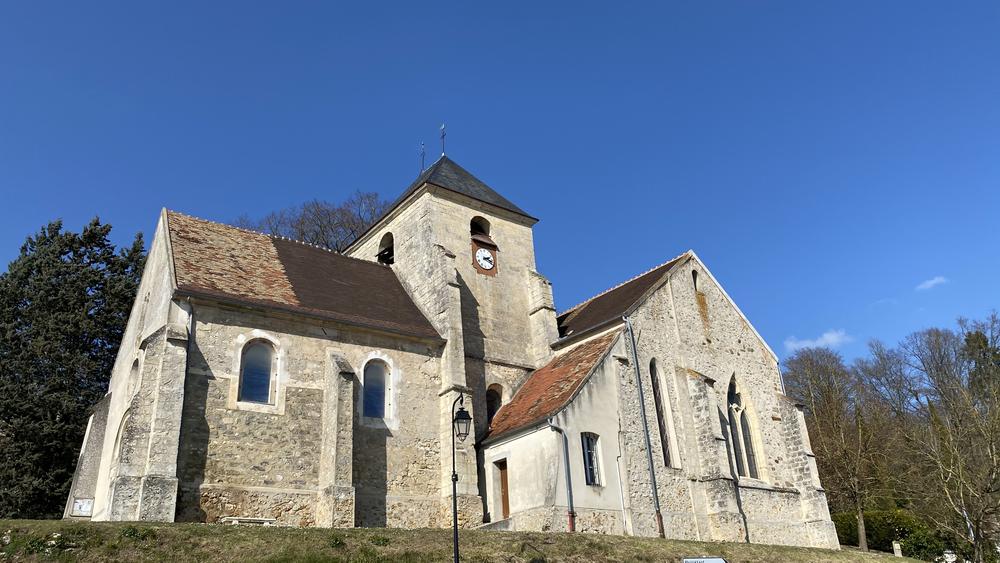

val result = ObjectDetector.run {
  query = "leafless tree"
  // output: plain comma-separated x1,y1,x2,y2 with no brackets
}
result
235,191,389,252
864,314,1000,563
784,347,893,551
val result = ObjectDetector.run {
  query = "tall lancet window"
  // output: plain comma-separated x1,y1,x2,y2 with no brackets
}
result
649,359,673,467
727,377,759,479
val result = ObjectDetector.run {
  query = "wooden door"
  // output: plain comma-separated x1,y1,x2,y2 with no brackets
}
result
496,460,510,520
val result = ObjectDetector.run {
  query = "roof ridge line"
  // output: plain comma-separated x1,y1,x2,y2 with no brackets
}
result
165,209,392,268
557,250,691,317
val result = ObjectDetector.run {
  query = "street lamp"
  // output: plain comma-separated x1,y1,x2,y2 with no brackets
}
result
451,393,472,563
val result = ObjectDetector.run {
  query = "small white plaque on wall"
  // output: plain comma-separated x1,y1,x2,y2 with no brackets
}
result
71,497,94,517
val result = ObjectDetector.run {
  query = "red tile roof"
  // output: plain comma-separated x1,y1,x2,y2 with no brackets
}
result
487,331,620,440
557,254,688,339
165,211,440,340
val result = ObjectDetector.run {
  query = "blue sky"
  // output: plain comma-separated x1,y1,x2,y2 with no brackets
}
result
1,2,998,362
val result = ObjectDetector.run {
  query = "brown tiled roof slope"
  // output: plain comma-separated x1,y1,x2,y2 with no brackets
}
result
166,211,440,340
487,331,619,440
557,254,688,339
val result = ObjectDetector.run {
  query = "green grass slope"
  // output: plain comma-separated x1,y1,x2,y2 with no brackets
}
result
0,520,919,563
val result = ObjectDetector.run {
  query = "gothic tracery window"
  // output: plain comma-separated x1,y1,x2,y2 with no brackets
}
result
727,378,759,479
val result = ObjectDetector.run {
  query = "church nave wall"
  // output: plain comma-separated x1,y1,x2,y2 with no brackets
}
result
175,304,446,528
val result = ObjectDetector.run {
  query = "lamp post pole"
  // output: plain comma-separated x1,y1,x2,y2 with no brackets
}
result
450,393,471,563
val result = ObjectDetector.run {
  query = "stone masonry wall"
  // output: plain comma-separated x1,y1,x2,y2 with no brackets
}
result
615,255,838,548
176,303,453,528
84,213,178,521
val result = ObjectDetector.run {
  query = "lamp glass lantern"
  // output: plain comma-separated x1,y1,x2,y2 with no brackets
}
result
453,405,472,442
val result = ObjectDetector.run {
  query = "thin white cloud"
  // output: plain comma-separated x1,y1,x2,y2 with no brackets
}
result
784,329,853,353
916,276,949,291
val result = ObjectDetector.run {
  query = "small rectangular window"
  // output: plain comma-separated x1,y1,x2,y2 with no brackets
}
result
581,433,601,486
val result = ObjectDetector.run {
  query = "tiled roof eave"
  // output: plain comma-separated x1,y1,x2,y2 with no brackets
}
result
480,417,551,446
174,285,445,344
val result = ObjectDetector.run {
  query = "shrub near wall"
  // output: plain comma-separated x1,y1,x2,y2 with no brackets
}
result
832,510,961,562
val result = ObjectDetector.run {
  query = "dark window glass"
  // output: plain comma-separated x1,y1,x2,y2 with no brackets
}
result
728,408,746,476
741,411,759,479
581,433,601,486
363,361,387,418
649,359,672,467
239,343,273,403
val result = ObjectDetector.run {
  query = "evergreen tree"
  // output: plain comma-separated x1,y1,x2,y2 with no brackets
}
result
0,219,144,519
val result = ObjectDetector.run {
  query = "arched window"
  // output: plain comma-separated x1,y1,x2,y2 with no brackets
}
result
363,360,389,419
692,270,699,292
727,378,758,479
581,432,601,486
649,359,673,467
486,384,503,427
239,341,274,404
470,216,491,236
376,232,394,265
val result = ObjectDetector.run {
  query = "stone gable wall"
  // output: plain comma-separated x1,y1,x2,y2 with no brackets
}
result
616,257,837,548
487,255,837,549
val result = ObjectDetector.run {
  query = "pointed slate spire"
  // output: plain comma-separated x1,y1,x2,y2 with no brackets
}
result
348,156,537,250
414,156,533,219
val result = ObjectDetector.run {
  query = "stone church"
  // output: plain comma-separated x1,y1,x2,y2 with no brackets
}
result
64,155,839,548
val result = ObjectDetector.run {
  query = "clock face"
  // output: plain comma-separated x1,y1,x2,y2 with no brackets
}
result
475,248,495,270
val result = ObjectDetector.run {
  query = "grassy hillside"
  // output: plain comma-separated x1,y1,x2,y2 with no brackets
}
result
0,520,918,562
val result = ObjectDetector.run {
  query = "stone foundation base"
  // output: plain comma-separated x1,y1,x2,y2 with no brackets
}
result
197,486,317,527
438,494,484,529
108,476,142,521
137,475,178,521
316,485,355,528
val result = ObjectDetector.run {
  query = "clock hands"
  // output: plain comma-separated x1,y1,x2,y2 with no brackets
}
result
476,249,494,269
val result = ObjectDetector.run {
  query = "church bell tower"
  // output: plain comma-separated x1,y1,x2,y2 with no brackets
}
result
345,155,558,523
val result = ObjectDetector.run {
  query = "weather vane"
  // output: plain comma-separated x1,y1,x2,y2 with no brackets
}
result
440,123,446,156
420,141,426,173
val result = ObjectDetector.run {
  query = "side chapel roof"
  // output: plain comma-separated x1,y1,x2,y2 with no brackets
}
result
556,253,689,339
488,253,696,440
486,330,619,441
165,211,440,341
